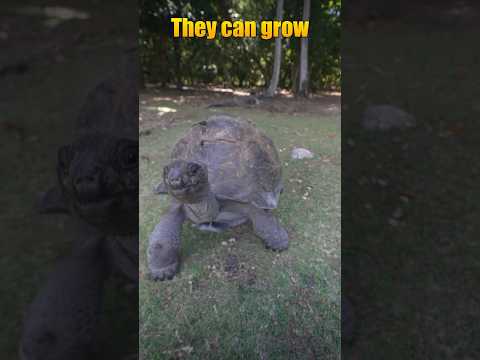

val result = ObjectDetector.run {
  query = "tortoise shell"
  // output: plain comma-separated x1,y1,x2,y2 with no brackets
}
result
170,115,283,209
75,47,138,140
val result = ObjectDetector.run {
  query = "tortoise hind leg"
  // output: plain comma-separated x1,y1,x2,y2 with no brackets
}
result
249,206,289,251
147,204,185,280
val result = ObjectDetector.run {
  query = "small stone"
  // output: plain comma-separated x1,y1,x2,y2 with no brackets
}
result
291,147,314,160
228,238,236,243
44,6,91,20
399,195,410,203
392,208,403,219
362,105,416,131
221,241,227,246
377,179,388,187
180,345,193,354
388,218,400,227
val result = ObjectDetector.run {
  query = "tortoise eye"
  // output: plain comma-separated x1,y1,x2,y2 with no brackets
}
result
122,148,137,167
188,163,200,175
117,140,138,169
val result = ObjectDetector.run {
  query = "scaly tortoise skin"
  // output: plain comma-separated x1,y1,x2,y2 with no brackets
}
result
148,115,289,281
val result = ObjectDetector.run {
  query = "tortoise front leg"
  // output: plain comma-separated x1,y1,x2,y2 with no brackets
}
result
152,181,168,194
249,206,289,251
147,204,185,281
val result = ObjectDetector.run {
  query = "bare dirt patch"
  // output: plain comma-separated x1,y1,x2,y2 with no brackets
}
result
140,86,340,133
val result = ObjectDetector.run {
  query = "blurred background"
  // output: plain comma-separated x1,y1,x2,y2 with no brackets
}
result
1,1,138,358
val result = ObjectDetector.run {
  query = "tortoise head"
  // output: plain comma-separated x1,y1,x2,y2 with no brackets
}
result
56,133,138,234
163,160,209,203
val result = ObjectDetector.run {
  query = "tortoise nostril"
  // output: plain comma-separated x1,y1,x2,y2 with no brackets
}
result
168,174,187,190
167,167,184,186
74,166,102,187
168,176,181,184
73,173,102,201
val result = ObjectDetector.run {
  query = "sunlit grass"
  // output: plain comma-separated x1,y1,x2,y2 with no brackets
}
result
139,96,341,359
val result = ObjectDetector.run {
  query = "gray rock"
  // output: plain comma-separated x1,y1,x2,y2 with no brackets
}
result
291,147,314,159
362,105,416,131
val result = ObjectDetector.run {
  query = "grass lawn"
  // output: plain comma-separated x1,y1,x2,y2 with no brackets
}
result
139,93,341,359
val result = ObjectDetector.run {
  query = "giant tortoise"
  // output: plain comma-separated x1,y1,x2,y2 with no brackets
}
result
148,115,289,281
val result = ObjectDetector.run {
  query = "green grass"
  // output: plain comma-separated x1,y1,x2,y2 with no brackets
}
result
139,100,341,359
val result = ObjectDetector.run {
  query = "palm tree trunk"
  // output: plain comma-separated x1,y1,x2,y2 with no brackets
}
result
265,0,284,97
298,0,311,97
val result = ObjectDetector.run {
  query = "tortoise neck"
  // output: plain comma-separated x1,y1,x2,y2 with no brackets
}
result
184,190,219,224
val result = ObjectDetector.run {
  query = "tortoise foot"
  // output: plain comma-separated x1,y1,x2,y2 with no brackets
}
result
148,262,179,281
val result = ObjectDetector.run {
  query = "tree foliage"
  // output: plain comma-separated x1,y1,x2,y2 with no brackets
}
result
140,0,340,91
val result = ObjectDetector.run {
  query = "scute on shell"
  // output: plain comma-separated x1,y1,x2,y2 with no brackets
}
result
170,115,283,209
75,48,138,140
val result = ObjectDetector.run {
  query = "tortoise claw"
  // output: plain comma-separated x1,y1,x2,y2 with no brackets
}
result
264,240,288,252
148,262,178,282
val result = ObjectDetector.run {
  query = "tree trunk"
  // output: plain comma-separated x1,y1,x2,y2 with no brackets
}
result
297,0,311,97
291,40,301,92
172,38,182,90
265,0,284,97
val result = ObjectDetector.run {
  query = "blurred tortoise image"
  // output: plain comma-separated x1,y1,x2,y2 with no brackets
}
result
20,49,138,360
148,115,289,281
